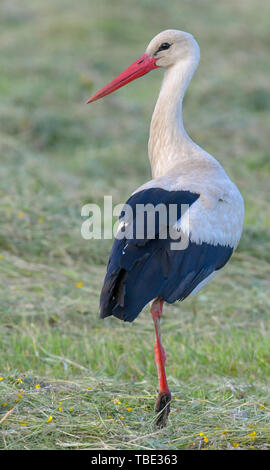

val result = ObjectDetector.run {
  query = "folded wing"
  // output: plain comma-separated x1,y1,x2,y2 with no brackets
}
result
100,188,233,322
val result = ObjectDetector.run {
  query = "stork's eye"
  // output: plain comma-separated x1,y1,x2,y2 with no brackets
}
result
160,42,171,50
155,42,171,54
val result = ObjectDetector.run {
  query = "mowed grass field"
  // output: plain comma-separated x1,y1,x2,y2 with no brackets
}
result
0,0,270,450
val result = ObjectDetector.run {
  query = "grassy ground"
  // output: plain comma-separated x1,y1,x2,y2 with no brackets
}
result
0,0,270,450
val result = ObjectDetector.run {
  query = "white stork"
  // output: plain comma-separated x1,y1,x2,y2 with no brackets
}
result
87,30,244,426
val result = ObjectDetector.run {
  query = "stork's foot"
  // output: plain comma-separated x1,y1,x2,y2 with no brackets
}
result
155,391,171,428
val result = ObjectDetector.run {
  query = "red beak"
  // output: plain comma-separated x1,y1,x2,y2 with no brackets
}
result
87,53,158,104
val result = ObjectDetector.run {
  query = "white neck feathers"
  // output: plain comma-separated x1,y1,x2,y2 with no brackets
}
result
148,51,200,178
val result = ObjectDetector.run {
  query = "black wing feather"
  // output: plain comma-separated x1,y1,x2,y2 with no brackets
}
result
100,188,233,322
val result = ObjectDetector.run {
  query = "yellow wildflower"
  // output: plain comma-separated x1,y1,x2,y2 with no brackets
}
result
114,398,121,405
199,432,204,436
127,407,132,412
203,436,209,443
35,384,40,389
47,416,53,423
17,393,23,399
69,408,73,412
58,407,62,412
18,211,24,218
76,282,83,288
17,378,23,384
120,416,125,420
232,443,239,448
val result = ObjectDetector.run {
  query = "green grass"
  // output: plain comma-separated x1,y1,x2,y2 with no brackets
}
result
0,0,270,450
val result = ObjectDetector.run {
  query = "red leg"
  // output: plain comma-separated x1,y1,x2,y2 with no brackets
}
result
151,297,171,427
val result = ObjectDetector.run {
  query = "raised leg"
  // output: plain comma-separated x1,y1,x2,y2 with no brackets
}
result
150,297,171,427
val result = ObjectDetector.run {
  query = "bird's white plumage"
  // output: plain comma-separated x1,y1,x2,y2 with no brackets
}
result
133,166,244,248
131,30,244,250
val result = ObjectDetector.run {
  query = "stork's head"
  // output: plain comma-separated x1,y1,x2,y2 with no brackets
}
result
87,29,199,103
146,29,200,69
